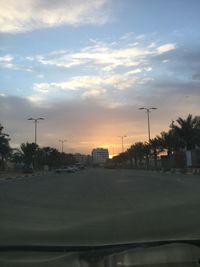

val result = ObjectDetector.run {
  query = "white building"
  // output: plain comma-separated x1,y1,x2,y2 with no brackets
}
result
92,148,109,164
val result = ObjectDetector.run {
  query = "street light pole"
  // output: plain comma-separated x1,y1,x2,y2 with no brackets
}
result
147,109,151,142
139,107,157,142
59,140,67,153
35,120,37,144
28,117,44,145
118,135,127,153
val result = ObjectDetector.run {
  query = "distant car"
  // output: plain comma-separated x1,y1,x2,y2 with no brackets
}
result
76,164,85,170
55,166,80,173
79,165,86,170
55,167,68,173
72,166,79,171
55,168,63,173
67,166,76,173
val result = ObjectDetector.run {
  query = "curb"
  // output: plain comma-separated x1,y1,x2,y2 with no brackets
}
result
158,168,200,176
0,171,51,183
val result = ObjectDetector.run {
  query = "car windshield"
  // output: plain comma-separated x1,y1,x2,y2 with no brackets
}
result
0,0,200,249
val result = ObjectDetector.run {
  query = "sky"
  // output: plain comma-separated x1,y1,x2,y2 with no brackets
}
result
0,0,200,156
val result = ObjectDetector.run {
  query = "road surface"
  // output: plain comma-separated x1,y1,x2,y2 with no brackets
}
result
1,168,200,246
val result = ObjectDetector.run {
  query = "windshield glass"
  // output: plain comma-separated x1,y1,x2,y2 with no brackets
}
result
0,0,200,248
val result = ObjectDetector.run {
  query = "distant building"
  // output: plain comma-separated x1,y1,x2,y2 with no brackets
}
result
74,153,88,165
92,148,109,164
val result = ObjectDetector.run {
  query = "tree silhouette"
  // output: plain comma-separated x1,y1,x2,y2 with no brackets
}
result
0,124,11,170
172,114,200,150
149,137,163,169
20,142,38,166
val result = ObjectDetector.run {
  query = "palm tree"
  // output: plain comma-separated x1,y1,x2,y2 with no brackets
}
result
36,146,77,169
127,146,136,168
47,148,63,168
172,114,200,150
158,130,181,158
20,142,38,167
134,142,145,168
11,148,23,163
149,137,163,169
112,152,129,167
128,142,150,169
0,124,11,170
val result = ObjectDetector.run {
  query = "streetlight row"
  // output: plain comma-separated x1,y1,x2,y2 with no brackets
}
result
118,107,158,153
28,118,67,152
28,107,157,154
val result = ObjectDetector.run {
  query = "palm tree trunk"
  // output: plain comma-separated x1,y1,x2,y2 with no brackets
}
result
134,156,138,168
154,150,158,169
129,157,133,168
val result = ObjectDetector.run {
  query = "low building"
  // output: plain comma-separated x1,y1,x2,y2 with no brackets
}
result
74,153,89,165
92,148,109,164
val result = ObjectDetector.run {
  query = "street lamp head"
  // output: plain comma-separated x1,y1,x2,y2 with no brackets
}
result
151,107,157,110
139,107,145,110
27,116,44,145
28,117,45,121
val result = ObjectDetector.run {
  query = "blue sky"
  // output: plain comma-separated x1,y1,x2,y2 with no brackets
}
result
0,0,200,154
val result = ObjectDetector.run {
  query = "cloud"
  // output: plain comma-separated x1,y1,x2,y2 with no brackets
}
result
0,54,13,62
40,45,145,70
31,39,177,103
0,0,110,33
82,88,106,98
126,68,142,75
33,83,51,93
29,39,177,107
0,53,32,71
156,44,176,54
0,54,16,69
26,94,45,104
120,32,135,40
33,72,151,97
135,34,146,40
35,40,175,74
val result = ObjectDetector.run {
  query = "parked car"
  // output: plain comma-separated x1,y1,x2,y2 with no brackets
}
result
67,166,76,173
72,166,79,171
55,167,68,173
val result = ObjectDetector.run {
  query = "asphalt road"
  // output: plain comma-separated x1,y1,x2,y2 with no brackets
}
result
1,168,200,246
